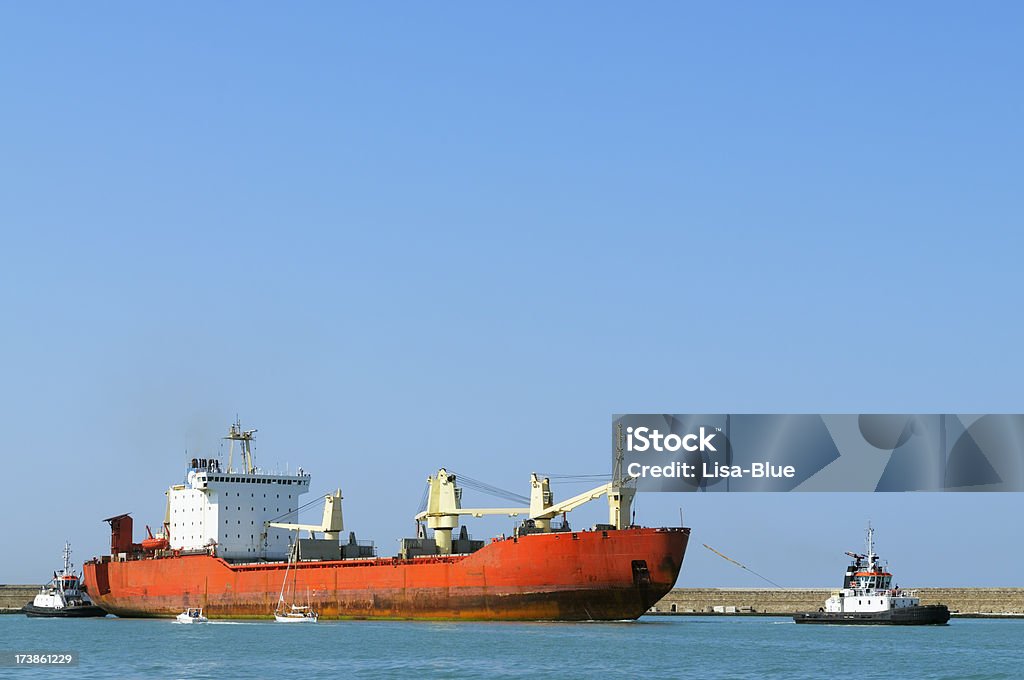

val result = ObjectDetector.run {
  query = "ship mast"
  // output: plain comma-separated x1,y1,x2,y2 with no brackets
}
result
62,541,72,578
224,419,257,474
608,423,635,529
865,521,877,570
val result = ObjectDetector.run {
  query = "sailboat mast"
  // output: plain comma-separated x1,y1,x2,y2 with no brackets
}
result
291,530,299,598
277,536,293,606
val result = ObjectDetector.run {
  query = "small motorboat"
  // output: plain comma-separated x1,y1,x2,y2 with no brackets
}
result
175,607,208,624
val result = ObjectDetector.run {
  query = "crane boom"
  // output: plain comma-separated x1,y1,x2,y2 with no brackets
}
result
529,482,613,519
265,490,344,540
415,507,527,520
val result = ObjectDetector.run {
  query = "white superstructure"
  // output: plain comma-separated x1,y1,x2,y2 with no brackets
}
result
166,422,310,561
822,523,921,614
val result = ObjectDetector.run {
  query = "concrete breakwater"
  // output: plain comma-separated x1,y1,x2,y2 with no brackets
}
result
0,586,38,614
653,588,1024,617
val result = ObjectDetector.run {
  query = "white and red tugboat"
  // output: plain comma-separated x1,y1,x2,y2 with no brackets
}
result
23,543,107,618
794,523,950,625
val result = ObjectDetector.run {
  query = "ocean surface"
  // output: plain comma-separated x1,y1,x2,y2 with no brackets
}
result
2,615,1021,679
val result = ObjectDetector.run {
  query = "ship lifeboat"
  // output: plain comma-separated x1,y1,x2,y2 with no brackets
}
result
142,525,169,552
141,537,169,551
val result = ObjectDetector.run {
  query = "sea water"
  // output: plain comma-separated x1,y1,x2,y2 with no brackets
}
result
2,615,1021,679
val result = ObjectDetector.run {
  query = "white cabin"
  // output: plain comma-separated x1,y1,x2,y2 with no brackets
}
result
824,588,920,613
167,465,310,560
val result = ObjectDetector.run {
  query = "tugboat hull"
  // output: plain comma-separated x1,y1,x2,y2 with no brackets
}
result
794,604,950,625
22,603,107,618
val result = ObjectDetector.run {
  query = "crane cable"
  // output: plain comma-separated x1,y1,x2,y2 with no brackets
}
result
703,543,784,589
266,492,331,525
448,471,530,505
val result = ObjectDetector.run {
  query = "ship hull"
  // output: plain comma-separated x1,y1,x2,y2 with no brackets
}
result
84,527,688,621
793,605,950,625
22,604,108,618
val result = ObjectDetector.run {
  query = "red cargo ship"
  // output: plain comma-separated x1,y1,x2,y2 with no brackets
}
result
84,422,689,620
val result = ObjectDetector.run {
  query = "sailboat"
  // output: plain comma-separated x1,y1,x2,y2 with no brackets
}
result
274,532,318,623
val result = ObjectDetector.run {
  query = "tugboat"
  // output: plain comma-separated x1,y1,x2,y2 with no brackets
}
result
794,524,949,625
23,543,107,618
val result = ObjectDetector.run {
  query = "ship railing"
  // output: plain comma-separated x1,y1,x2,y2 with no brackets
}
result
861,587,918,597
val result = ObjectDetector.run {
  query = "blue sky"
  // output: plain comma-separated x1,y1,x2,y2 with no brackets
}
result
1,3,1022,586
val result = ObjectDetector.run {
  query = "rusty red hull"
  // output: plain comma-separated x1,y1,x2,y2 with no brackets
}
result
84,527,689,620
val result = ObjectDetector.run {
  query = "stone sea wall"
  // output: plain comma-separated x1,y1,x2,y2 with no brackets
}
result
0,585,39,614
653,588,1024,616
